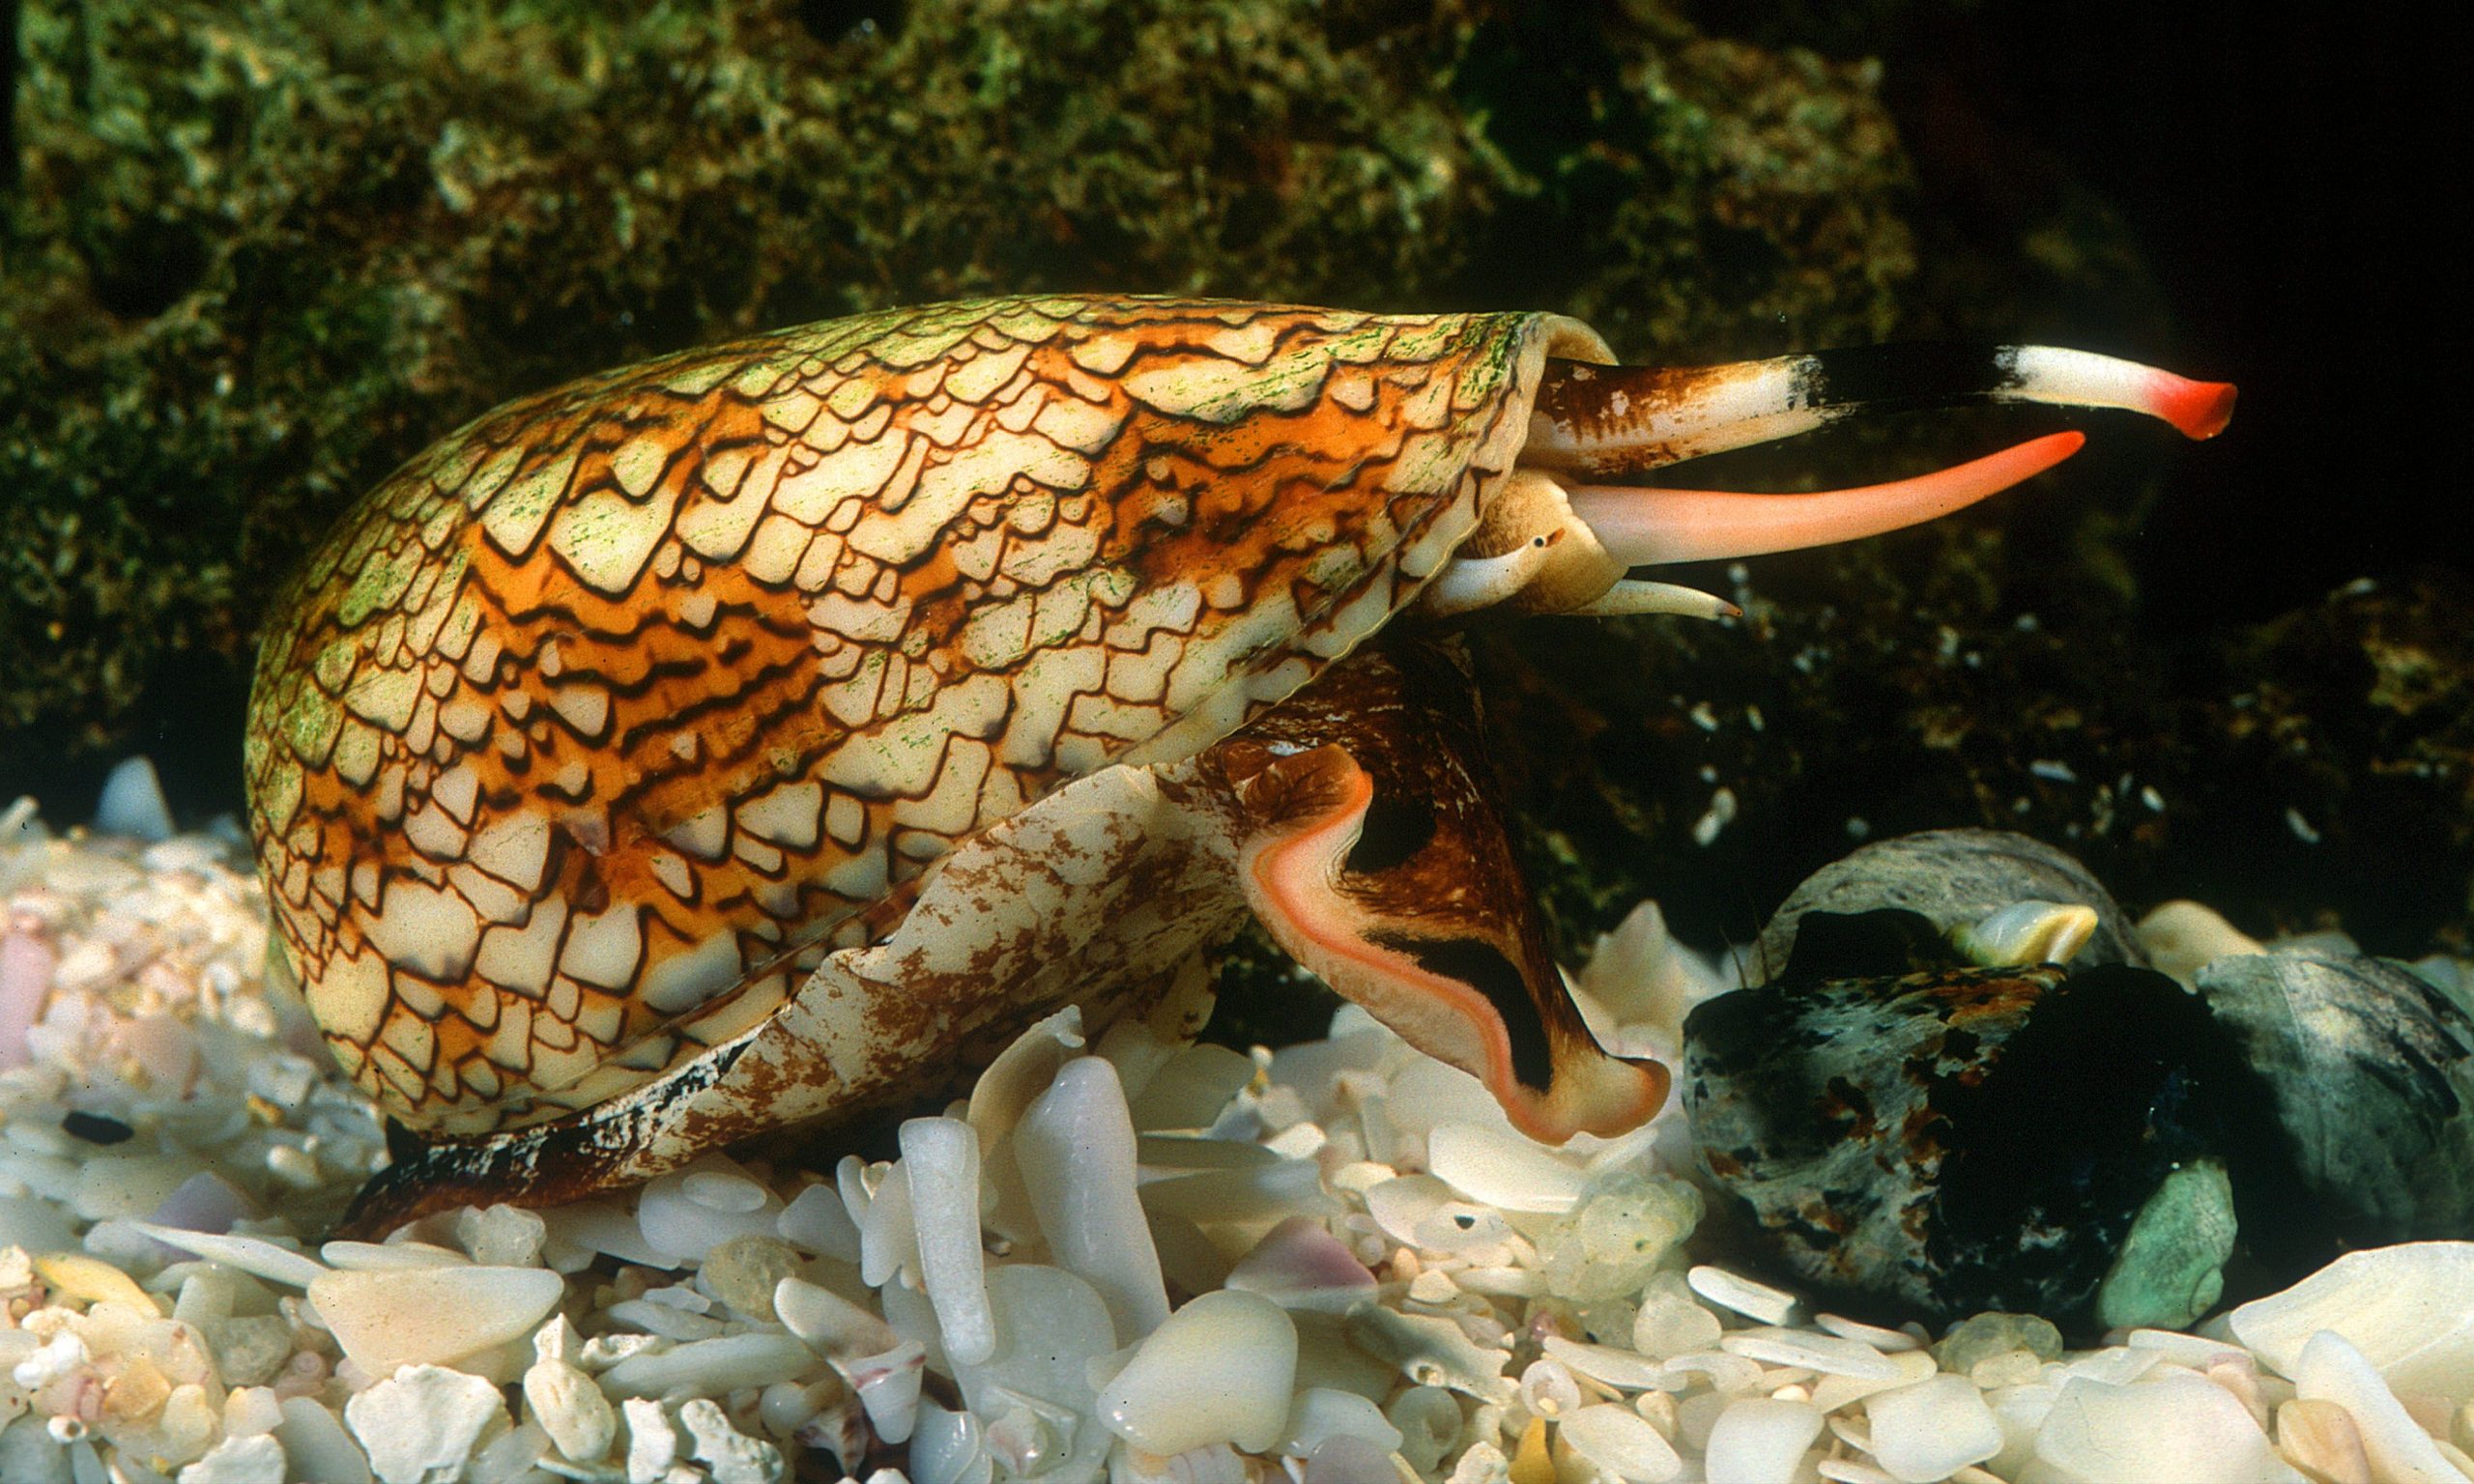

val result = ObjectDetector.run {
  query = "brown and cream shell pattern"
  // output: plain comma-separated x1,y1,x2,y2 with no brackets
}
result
245,297,1610,1137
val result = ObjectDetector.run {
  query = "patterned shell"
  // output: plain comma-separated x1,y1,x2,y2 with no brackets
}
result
245,295,1610,1135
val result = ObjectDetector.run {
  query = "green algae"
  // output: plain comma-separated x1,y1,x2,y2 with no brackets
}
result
1,0,1916,785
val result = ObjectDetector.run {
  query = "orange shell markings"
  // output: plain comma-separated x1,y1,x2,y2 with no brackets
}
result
243,295,1593,1135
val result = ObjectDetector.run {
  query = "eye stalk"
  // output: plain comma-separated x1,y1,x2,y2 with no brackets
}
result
1419,343,2236,620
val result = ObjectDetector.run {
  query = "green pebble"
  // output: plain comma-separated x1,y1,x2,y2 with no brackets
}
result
2093,1158,2238,1332
1935,1309,2065,1375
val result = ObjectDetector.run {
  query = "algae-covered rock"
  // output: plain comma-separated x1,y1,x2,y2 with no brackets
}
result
1750,827,2143,982
1681,952,2268,1331
2200,951,2474,1259
1,0,1915,791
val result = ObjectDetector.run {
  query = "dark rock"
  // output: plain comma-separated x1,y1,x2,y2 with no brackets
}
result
1682,942,2283,1331
1748,827,2143,983
1683,824,2474,1332
2199,951,2474,1264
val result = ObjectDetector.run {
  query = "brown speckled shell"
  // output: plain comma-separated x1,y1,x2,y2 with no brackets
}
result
244,295,1609,1134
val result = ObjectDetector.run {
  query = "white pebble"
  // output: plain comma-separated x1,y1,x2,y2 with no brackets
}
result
1863,1375,2001,1482
1809,1350,1939,1414
604,1296,724,1342
939,1261,1108,1414
1350,1307,1517,1402
455,1203,547,1267
470,1419,550,1484
1387,1386,1463,1476
1361,1175,1454,1247
757,1378,841,1440
622,1397,678,1484
1012,1056,1170,1342
1223,1215,1379,1314
307,1266,562,1376
344,1364,508,1484
638,1155,783,1263
1425,1123,1587,1213
600,1332,817,1400
1541,1335,1673,1393
899,1117,995,1366
912,1404,992,1484
1815,1313,1924,1354
1559,1403,1683,1483
1278,1387,1405,1458
95,757,174,842
1095,1289,1298,1455
174,1433,285,1484
1443,1441,1510,1484
1704,1398,1823,1484
540,1197,674,1269
635,1282,715,1315
1634,1289,1725,1359
1125,1042,1255,1130
1264,1121,1329,1159
1687,1265,1799,1325
858,1162,918,1288
1408,1270,1458,1305
1303,1435,1396,1484
14,1328,89,1392
848,1341,927,1446
525,1356,617,1465
679,1397,785,1484
2032,1372,2292,1483
77,1151,204,1220
880,1279,945,1366
2229,1241,2474,1403
224,1386,285,1439
317,1241,470,1271
2049,1347,2164,1388
133,1223,330,1289
683,1168,768,1213
0,1193,76,1254
974,1012,1093,1239
148,1169,259,1237
777,1182,863,1262
1720,1326,1900,1381
2123,1328,2253,1370
1513,1355,1573,1414
265,1144,323,1187
0,930,56,1075
2295,1329,2470,1484
947,1265,1116,1481
576,1332,664,1370
273,1396,372,1484
775,1275,900,1358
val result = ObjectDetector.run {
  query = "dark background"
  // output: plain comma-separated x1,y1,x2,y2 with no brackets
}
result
1887,3,2467,630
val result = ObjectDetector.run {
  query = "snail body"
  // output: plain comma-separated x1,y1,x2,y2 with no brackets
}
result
242,296,2230,1230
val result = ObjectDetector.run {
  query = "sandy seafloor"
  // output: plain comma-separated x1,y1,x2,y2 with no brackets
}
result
5,779,2474,1484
